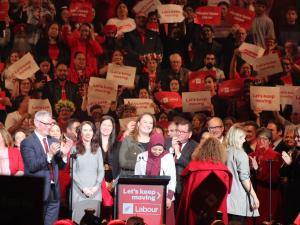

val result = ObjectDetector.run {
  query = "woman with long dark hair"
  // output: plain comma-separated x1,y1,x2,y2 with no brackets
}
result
72,121,104,224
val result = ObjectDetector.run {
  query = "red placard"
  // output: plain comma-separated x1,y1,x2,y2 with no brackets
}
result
194,6,221,25
227,6,255,30
117,184,164,225
0,0,9,21
154,91,182,110
218,78,245,97
69,1,93,23
189,70,216,92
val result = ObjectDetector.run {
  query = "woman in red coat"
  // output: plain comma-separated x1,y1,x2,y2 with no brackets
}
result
249,128,282,224
0,126,24,176
176,137,232,225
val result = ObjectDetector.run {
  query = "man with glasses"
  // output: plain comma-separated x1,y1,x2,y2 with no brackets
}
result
167,119,197,212
21,110,71,225
207,117,225,143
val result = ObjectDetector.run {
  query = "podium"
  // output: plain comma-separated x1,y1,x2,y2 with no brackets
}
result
114,175,170,225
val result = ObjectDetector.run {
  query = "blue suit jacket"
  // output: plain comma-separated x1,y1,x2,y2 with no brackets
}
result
21,132,65,201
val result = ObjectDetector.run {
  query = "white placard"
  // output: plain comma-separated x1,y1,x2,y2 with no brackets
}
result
250,86,280,111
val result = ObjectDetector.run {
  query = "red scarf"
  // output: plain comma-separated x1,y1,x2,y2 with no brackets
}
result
145,148,168,176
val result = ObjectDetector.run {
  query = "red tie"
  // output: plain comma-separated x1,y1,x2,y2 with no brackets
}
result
43,138,54,182
60,82,67,100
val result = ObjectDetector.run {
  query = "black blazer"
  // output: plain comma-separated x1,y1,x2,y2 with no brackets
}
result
42,79,78,111
274,139,291,153
123,29,163,68
35,38,71,65
20,133,65,201
165,138,198,194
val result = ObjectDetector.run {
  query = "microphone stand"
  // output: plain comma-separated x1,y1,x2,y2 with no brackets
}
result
69,152,77,216
268,159,273,222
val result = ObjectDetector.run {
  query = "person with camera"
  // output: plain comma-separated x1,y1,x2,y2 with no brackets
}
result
21,110,71,225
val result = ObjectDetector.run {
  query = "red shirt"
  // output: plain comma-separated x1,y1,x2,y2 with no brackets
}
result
48,43,59,61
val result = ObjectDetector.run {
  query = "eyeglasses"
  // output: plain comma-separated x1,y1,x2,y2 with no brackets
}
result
208,126,223,130
37,120,54,126
176,129,189,134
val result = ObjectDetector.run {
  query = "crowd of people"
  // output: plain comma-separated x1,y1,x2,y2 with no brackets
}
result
0,0,300,224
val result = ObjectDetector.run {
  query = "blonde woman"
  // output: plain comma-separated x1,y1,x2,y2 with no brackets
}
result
225,125,259,225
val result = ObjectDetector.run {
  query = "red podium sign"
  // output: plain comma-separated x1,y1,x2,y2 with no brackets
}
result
117,184,165,225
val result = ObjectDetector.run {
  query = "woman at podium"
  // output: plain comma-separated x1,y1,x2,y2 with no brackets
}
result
135,132,176,225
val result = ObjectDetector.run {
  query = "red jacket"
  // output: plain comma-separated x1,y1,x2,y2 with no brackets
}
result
176,160,232,225
62,26,103,75
8,147,24,175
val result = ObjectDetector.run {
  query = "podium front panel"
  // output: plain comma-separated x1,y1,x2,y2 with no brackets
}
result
117,184,165,225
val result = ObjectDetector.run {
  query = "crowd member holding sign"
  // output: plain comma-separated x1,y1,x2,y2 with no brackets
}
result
5,95,34,135
119,112,155,175
1,51,20,94
106,2,136,39
71,121,104,224
135,132,176,225
225,125,259,225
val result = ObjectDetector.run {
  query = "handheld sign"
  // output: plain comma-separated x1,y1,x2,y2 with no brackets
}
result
250,86,280,111
194,6,221,26
106,64,136,88
189,71,216,92
227,6,255,30
87,96,111,116
28,99,52,115
239,43,265,66
154,92,182,110
253,53,283,77
69,1,93,23
278,86,299,108
157,4,185,24
133,0,162,16
88,77,118,101
124,99,155,115
218,78,245,97
7,53,39,80
182,91,211,112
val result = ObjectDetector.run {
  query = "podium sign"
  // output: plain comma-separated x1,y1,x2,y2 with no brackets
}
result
115,175,169,225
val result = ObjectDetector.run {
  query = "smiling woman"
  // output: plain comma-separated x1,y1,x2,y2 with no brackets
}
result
119,113,156,175
71,121,104,224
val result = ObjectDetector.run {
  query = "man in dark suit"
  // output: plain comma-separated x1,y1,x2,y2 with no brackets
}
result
42,62,78,115
21,111,71,225
166,119,198,212
267,120,291,153
123,11,163,70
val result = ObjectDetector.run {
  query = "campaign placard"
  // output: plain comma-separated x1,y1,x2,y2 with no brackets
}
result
227,6,255,30
182,91,211,112
7,53,39,80
239,43,265,66
119,117,138,131
278,85,299,107
124,99,155,115
250,86,280,111
253,53,283,77
194,6,221,25
154,92,182,110
88,77,117,101
157,4,185,24
69,1,93,23
87,96,111,115
106,63,136,88
28,99,52,115
117,184,164,225
107,19,136,37
133,0,162,16
0,0,9,21
218,78,245,97
189,70,216,92
292,89,300,113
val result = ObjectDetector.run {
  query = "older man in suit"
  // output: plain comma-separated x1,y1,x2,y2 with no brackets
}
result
21,111,71,225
